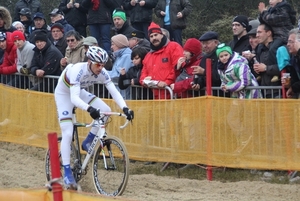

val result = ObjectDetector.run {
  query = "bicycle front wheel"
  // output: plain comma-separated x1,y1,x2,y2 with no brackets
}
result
92,136,129,196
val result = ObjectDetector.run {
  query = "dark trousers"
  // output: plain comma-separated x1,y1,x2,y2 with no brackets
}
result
163,25,182,46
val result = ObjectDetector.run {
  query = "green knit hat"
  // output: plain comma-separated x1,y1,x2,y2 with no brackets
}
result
112,9,126,21
216,43,232,57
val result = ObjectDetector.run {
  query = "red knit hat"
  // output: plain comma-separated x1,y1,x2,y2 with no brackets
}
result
11,30,25,41
183,38,202,56
148,22,162,36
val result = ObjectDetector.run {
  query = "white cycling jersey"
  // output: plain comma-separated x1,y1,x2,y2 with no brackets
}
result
55,62,128,166
55,62,127,111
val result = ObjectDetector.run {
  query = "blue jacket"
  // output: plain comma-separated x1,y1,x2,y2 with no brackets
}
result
108,47,133,78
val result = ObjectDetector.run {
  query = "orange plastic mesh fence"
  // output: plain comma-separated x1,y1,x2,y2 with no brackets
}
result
1,84,300,170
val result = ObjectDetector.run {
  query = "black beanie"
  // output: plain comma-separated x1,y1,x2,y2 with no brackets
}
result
233,15,250,32
34,30,48,43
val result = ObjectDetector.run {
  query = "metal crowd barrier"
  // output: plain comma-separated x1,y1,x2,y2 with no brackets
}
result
0,73,286,100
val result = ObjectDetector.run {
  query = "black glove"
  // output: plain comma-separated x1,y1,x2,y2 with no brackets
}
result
87,106,100,119
123,107,134,121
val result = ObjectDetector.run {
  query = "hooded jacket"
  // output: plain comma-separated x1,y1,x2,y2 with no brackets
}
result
0,32,18,74
0,6,16,32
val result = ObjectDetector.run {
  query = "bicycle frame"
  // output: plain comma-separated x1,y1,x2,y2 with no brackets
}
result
71,109,129,178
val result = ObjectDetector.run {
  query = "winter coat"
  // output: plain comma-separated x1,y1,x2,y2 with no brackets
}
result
64,40,86,66
14,0,42,21
59,0,88,27
227,34,250,55
173,54,202,98
81,0,115,25
118,64,153,100
123,0,157,24
0,6,16,32
53,37,68,56
132,39,151,52
108,47,133,78
218,52,261,99
140,40,183,99
0,32,17,74
154,0,192,30
30,39,63,76
256,42,281,97
115,20,137,37
259,1,296,43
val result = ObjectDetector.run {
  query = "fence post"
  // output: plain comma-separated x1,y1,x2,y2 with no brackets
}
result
205,58,213,181
48,133,63,201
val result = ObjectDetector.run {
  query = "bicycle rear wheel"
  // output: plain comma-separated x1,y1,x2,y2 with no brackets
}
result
45,137,78,182
92,136,129,196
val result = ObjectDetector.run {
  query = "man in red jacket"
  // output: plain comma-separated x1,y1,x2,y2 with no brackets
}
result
139,22,183,99
0,32,17,76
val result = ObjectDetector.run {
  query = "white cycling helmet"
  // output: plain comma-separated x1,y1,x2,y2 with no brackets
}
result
86,46,108,63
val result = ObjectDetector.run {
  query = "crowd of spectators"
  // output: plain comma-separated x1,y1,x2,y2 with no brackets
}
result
0,0,300,101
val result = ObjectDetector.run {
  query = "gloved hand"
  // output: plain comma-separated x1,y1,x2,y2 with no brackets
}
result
87,106,100,119
20,64,28,75
123,107,134,121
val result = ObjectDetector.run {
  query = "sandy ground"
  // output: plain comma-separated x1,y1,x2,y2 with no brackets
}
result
0,142,299,201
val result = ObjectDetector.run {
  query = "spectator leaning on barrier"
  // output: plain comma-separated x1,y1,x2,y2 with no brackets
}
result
227,15,251,55
139,22,183,99
216,43,261,99
154,0,192,46
118,47,153,100
254,23,281,98
123,0,158,40
170,38,203,98
127,29,150,52
108,34,133,99
60,30,86,70
7,30,35,89
282,28,300,98
59,0,88,37
51,23,67,56
14,0,42,21
30,30,63,93
192,31,226,97
0,32,17,75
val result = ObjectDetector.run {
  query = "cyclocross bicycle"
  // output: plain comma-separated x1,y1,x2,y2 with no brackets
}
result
45,108,130,196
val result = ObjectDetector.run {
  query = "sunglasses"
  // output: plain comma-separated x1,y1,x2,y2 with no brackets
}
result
67,39,75,43
92,61,105,67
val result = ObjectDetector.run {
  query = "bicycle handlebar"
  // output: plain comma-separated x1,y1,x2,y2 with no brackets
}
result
85,111,130,129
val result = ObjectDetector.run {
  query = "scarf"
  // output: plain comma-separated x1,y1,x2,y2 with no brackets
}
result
150,35,167,51
91,0,100,10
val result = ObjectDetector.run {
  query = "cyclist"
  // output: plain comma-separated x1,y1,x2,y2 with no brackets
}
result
54,46,134,188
